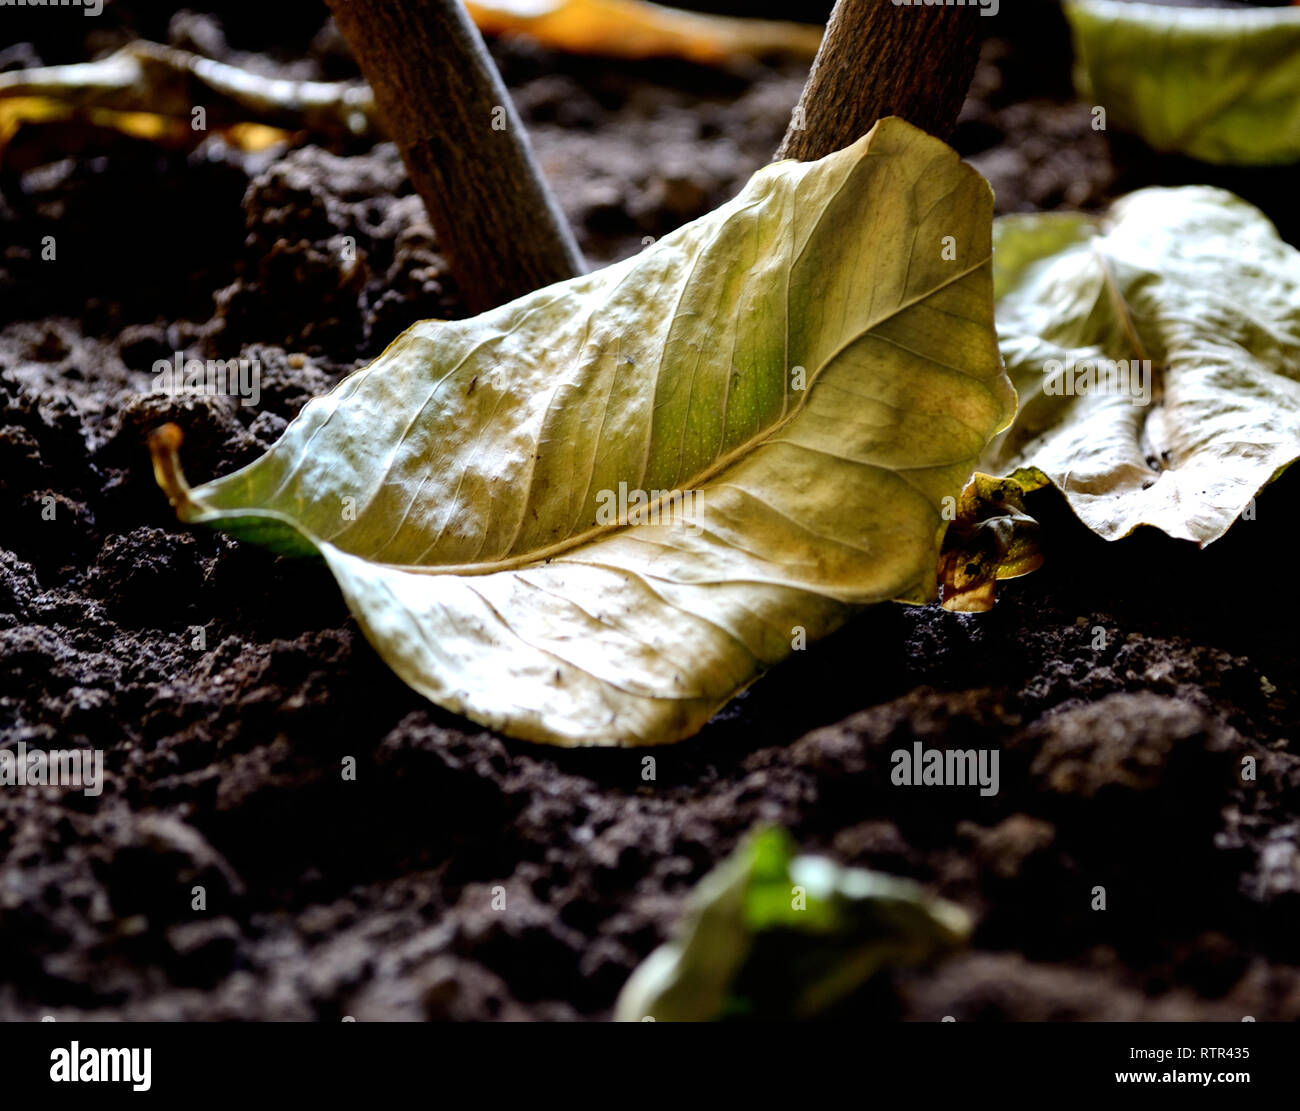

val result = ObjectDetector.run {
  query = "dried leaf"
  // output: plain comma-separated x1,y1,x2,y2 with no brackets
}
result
0,42,378,158
152,117,1012,747
984,186,1300,545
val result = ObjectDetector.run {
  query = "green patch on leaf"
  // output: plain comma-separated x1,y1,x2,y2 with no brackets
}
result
614,827,970,1022
152,117,1013,747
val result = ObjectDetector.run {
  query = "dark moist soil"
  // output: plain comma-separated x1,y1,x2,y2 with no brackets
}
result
2,3,1299,1021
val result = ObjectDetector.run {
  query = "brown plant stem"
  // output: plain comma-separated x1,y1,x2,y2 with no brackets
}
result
325,0,585,312
776,0,983,161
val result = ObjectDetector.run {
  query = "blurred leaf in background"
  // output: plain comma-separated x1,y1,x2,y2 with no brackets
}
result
1066,0,1300,165
466,0,823,63
0,0,819,164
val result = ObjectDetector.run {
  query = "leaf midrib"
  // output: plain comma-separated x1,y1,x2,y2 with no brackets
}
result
190,252,994,577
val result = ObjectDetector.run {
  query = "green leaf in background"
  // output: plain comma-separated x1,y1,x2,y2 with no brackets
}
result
152,117,1013,748
613,827,970,1021
984,185,1300,545
1065,0,1300,166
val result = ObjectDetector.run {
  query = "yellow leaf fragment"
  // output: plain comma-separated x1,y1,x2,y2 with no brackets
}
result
939,469,1048,613
465,0,823,64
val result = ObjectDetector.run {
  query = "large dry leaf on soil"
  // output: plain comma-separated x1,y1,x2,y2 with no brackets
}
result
984,186,1300,545
153,117,1012,747
1066,0,1300,165
465,0,822,64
